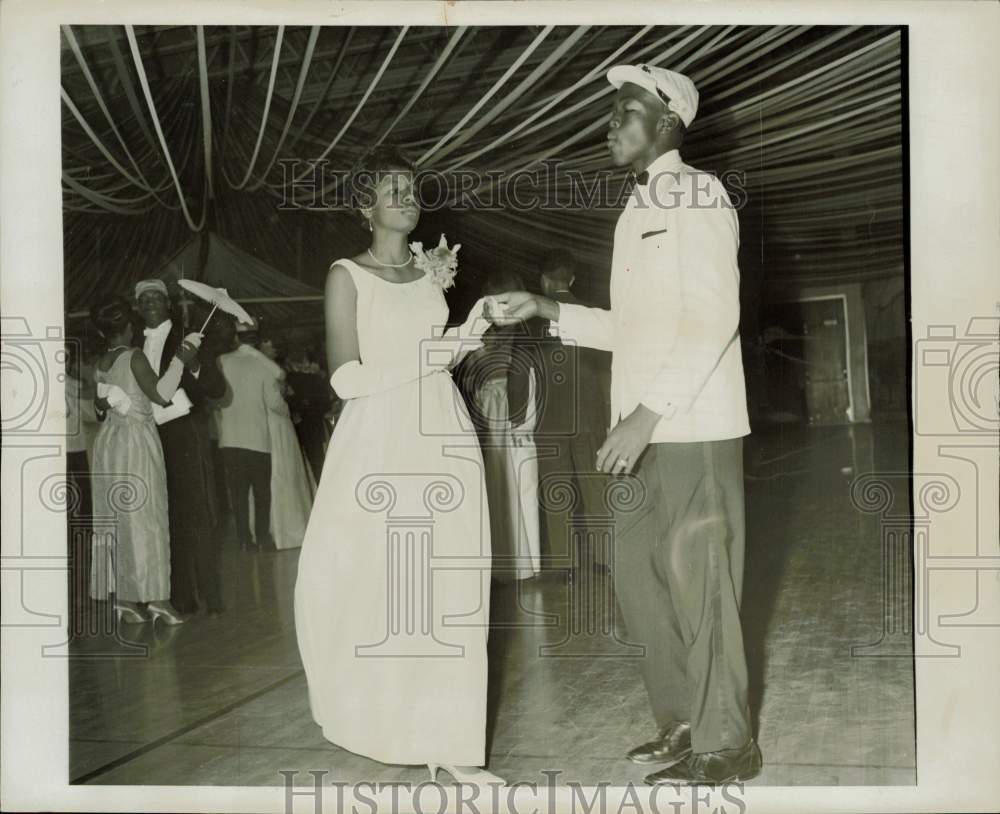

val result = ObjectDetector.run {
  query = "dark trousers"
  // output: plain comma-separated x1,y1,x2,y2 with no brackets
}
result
295,415,327,483
160,421,223,613
66,451,92,626
222,447,272,547
613,437,751,753
537,432,608,569
211,440,230,514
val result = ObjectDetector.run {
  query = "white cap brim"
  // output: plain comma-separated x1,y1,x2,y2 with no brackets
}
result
607,65,659,99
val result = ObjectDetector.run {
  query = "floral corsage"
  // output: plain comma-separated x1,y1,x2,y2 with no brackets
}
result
410,234,461,290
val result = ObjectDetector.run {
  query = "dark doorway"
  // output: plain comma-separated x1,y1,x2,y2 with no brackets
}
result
762,296,853,425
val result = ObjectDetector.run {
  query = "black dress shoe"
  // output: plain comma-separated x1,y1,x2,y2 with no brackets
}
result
627,721,692,766
239,540,258,553
206,606,224,618
644,739,762,785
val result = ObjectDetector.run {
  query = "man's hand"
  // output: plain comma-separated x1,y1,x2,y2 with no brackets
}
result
489,291,559,325
595,403,661,475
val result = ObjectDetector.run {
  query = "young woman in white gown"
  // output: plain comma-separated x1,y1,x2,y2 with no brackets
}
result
294,147,504,786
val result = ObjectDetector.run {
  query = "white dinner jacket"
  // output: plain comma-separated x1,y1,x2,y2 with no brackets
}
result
216,344,286,453
553,149,750,443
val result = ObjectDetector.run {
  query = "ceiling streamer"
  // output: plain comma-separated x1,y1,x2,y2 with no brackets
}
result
61,25,905,312
224,26,287,190
62,25,174,199
196,26,215,199
301,26,410,191
124,25,208,231
415,26,554,168
247,26,320,191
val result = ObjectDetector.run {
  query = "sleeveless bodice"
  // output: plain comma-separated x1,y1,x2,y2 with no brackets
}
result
94,349,154,424
333,258,449,369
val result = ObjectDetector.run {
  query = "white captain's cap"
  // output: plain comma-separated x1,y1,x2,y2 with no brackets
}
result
607,63,699,128
134,278,169,299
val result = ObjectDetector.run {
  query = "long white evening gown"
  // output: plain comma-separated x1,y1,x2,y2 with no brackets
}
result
294,258,493,766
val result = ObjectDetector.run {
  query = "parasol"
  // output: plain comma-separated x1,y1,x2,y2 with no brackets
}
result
178,279,254,333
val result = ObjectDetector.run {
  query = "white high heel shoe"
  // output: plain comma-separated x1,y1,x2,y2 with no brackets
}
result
428,763,506,787
146,601,187,626
114,602,149,625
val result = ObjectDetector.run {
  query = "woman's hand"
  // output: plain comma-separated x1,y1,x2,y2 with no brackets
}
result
172,332,204,370
174,341,198,368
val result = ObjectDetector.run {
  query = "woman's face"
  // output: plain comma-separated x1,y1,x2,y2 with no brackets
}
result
366,168,420,234
261,339,278,360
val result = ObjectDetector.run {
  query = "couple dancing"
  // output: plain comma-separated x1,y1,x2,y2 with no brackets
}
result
294,64,762,787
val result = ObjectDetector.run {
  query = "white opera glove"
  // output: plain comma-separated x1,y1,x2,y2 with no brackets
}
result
444,296,492,342
156,356,185,402
432,296,495,366
329,359,426,400
96,383,132,416
329,300,495,399
180,332,204,378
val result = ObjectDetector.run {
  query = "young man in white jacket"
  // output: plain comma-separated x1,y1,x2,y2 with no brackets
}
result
492,64,761,785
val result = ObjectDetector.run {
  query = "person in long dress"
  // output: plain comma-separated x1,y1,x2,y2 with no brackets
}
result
293,145,503,786
135,278,227,616
460,272,542,582
533,249,612,576
88,296,195,625
263,379,315,550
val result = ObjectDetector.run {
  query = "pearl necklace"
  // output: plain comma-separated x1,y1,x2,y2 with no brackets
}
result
367,248,413,269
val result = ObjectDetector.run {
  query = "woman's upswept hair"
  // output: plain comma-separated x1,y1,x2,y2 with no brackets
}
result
92,295,134,341
350,144,416,219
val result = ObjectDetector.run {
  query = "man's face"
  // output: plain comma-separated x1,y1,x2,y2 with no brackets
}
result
137,291,170,328
606,83,664,167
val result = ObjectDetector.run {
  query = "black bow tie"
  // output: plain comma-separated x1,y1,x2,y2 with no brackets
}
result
634,170,650,186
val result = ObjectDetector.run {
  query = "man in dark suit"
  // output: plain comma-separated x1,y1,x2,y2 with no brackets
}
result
533,249,612,574
135,279,227,617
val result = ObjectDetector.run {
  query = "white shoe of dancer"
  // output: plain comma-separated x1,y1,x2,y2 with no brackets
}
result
427,763,506,787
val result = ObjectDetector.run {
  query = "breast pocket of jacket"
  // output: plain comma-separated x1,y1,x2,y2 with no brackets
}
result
639,217,678,256
638,220,679,274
